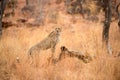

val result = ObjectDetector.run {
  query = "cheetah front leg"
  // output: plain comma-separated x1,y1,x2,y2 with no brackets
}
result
51,45,56,53
48,45,56,64
51,44,56,58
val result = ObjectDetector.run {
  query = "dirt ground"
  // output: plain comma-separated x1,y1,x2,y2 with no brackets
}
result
0,0,120,80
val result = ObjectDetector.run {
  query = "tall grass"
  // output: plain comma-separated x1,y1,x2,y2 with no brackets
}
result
0,19,120,80
0,0,120,79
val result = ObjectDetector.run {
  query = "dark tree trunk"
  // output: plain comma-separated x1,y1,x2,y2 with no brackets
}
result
0,0,7,38
77,0,85,18
116,2,120,28
102,0,112,54
26,0,29,6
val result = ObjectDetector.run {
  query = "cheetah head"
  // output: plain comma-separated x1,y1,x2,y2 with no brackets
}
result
55,27,62,33
61,46,68,52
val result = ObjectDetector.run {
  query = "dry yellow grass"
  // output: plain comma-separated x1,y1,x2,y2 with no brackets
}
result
0,0,120,80
0,16,120,80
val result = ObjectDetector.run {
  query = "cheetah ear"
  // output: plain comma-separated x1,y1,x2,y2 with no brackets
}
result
61,46,66,51
58,27,62,31
59,27,62,31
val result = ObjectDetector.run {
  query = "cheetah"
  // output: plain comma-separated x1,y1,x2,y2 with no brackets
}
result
28,27,61,59
56,46,92,63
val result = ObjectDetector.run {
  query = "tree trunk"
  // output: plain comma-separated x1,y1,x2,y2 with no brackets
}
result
102,0,112,54
0,0,8,38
